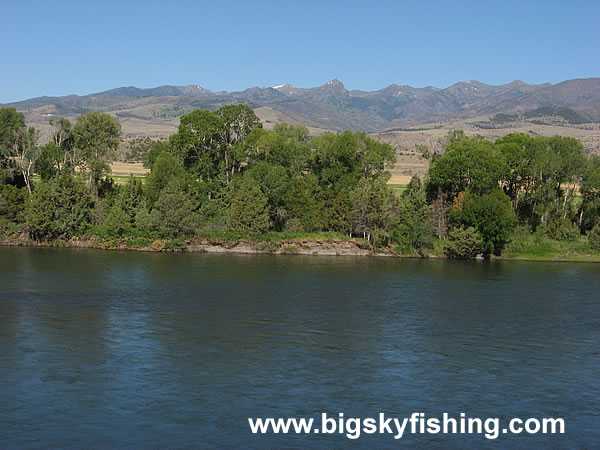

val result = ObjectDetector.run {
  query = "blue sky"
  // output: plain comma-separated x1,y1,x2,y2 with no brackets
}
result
1,0,598,103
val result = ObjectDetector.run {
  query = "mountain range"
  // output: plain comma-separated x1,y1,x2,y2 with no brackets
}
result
4,78,600,137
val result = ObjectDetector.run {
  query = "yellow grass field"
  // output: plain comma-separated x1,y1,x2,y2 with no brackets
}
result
110,162,149,176
109,156,422,187
109,159,419,186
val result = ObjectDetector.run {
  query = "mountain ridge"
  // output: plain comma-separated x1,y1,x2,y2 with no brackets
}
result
4,77,600,134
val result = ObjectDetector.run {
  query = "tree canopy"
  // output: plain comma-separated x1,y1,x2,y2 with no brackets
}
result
1,105,599,259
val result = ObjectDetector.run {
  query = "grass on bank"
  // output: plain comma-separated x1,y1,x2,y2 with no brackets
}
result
500,228,600,262
4,217,600,262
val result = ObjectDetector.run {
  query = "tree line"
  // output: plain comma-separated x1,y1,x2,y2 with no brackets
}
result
2,106,600,257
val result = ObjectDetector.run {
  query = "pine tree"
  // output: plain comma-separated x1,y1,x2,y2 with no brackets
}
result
228,176,269,234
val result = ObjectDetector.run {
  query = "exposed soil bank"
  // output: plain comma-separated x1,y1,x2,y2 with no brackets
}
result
0,236,377,257
2,236,599,262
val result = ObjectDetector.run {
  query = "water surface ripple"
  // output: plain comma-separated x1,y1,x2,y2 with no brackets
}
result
0,247,599,447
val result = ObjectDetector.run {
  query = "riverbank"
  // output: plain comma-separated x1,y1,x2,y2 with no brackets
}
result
2,231,600,262
496,233,600,263
0,233,378,257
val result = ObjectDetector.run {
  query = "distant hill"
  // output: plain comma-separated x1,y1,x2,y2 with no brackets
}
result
3,78,600,140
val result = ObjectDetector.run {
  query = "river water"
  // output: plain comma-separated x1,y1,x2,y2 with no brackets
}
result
0,247,598,447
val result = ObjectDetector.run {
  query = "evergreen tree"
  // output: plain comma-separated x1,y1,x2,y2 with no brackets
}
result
228,176,270,234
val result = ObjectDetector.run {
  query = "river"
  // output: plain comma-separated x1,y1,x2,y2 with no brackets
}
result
0,247,598,447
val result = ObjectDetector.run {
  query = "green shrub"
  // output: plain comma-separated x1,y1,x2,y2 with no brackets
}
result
126,237,154,248
25,174,92,240
134,202,154,232
0,184,26,223
152,179,199,237
444,226,483,259
452,189,516,256
547,217,580,241
104,205,130,237
588,222,600,250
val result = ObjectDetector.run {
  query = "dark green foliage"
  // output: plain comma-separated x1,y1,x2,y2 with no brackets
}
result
72,112,121,194
393,176,432,252
495,133,536,206
588,221,600,250
0,184,26,223
428,137,509,198
2,101,598,256
246,162,290,230
145,152,186,205
430,132,587,236
0,107,25,151
283,174,326,232
228,176,270,234
115,177,144,223
245,127,311,175
36,143,64,181
0,108,25,182
350,177,392,242
170,105,262,185
170,109,224,176
523,106,588,124
142,140,171,169
34,118,75,180
104,205,130,237
311,131,396,189
134,202,154,232
25,173,92,240
273,123,310,144
444,226,484,259
579,155,600,231
452,189,517,256
328,189,353,234
525,136,585,226
217,104,262,148
546,217,580,241
151,179,198,237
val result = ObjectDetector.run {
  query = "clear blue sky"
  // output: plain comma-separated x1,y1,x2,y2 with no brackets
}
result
1,0,598,103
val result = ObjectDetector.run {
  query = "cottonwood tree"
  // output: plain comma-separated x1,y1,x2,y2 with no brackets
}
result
170,105,263,188
217,104,262,183
578,155,600,231
427,137,509,199
0,107,39,192
145,152,186,205
72,112,121,196
35,119,75,181
13,125,39,194
451,189,517,256
0,108,24,181
351,177,392,242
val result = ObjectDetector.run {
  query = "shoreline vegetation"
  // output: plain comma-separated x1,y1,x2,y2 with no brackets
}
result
2,232,600,263
2,105,600,263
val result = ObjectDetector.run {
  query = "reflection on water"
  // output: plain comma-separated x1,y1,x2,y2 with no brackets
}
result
0,247,599,447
